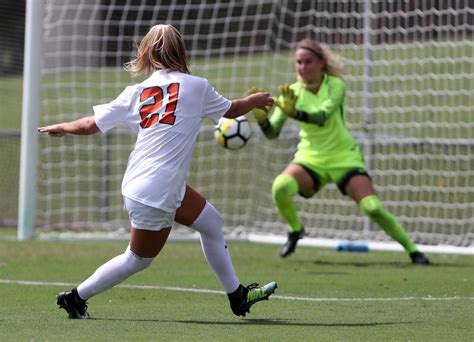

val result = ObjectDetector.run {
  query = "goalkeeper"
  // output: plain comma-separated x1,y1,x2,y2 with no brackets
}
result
252,38,430,264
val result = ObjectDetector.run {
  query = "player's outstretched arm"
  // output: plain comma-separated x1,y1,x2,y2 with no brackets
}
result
224,92,273,119
38,115,100,137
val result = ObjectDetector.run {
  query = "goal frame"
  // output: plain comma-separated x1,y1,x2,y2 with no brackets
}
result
18,1,473,255
18,0,44,240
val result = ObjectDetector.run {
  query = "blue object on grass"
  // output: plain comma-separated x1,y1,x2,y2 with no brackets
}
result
337,241,369,253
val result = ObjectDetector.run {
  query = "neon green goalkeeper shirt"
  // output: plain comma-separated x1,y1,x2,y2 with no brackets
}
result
268,73,356,159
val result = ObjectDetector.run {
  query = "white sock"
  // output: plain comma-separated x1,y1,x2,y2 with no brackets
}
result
77,246,153,300
189,201,240,294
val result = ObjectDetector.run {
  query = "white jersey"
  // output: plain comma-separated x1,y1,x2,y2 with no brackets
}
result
93,70,231,212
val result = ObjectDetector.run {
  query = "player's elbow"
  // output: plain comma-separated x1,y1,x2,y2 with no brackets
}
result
224,100,244,119
80,116,100,135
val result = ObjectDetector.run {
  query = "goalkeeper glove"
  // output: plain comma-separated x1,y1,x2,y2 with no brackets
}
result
274,84,297,117
248,87,270,125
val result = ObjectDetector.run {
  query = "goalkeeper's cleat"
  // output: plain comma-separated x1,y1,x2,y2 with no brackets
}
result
228,282,278,317
409,251,431,265
56,289,90,319
280,227,305,258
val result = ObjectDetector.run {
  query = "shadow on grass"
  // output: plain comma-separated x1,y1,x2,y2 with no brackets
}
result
311,260,409,268
285,259,471,268
91,317,420,327
281,258,410,269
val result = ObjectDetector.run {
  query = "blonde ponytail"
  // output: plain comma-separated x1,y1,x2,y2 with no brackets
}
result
125,24,190,77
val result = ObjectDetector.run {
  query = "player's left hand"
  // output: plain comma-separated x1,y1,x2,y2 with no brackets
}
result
274,84,297,117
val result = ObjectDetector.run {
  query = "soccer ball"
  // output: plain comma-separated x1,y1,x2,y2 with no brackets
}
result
214,116,251,150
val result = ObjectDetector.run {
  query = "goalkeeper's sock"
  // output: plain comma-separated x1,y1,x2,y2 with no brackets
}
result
189,201,240,294
359,195,418,253
272,174,303,233
77,246,153,300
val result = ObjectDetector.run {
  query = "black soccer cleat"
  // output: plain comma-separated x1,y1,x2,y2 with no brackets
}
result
56,288,90,319
280,227,305,258
228,282,277,317
410,251,431,265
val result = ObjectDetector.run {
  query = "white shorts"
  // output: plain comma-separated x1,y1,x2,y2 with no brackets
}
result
124,197,175,231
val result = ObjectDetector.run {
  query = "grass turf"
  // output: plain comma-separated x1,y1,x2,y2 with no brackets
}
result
0,228,473,341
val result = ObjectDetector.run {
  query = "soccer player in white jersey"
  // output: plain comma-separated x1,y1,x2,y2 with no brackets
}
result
38,24,276,319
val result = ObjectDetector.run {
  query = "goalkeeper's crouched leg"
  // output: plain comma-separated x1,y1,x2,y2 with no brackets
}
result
358,195,430,264
271,174,302,234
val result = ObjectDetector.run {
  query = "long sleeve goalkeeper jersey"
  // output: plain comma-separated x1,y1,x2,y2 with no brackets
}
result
267,73,357,159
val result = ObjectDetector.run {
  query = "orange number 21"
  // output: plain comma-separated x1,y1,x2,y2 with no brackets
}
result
139,83,180,128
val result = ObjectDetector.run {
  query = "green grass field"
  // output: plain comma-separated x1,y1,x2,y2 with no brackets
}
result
1,228,473,341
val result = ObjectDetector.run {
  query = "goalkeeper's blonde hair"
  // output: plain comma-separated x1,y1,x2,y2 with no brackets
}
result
125,24,190,76
295,38,344,83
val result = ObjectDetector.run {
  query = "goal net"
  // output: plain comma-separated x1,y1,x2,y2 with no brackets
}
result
26,0,473,252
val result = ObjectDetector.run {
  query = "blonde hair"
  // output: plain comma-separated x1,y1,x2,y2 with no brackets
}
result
295,38,344,80
125,24,190,76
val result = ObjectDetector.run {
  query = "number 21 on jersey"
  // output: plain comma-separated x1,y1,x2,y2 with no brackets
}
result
139,83,180,128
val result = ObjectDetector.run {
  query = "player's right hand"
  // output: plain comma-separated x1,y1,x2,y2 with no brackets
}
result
274,84,297,117
37,124,67,137
248,87,271,124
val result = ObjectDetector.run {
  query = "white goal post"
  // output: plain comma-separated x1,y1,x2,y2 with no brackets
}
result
19,0,473,254
18,0,44,240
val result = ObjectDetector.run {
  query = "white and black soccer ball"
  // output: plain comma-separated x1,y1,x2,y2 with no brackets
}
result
214,116,251,150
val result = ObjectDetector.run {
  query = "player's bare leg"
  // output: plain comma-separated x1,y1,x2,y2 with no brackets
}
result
175,185,206,226
130,227,171,258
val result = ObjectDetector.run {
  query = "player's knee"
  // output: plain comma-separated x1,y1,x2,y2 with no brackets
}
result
203,202,222,231
189,201,223,238
272,174,299,202
125,247,154,272
359,195,384,218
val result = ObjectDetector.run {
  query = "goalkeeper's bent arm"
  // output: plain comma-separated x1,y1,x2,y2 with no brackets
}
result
286,77,345,126
258,106,288,140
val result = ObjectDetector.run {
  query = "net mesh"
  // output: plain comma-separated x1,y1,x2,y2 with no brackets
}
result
0,1,24,226
35,0,473,247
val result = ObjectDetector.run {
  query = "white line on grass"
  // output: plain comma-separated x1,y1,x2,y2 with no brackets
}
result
1,279,473,302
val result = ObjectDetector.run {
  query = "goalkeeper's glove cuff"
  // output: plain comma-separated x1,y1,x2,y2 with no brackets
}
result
252,110,268,125
258,118,271,130
293,110,328,126
293,110,308,122
312,111,328,126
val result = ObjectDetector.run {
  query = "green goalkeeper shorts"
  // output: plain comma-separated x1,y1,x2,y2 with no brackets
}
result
292,143,369,197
